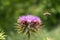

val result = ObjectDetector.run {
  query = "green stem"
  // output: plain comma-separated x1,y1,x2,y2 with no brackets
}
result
28,31,30,40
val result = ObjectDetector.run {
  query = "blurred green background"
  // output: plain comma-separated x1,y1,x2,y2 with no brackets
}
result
0,0,60,40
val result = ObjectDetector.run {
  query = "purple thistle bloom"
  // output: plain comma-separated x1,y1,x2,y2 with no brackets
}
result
17,15,42,40
18,15,41,25
17,15,42,35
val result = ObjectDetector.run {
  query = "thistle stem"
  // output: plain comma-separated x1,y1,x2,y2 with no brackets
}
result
28,31,30,40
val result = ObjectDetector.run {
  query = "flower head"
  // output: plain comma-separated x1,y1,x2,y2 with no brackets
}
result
17,15,42,34
18,15,41,25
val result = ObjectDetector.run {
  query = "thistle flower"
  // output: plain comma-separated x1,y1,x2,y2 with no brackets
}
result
16,15,42,40
16,15,42,38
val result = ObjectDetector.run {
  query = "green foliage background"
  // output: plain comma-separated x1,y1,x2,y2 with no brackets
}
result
0,0,60,40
